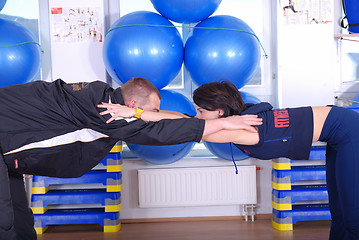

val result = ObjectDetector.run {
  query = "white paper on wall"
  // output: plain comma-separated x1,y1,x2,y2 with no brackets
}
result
49,0,106,83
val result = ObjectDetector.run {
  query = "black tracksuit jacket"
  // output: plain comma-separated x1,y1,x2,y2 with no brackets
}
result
0,79,205,178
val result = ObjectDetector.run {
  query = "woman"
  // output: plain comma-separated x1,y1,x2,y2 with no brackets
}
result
99,80,359,240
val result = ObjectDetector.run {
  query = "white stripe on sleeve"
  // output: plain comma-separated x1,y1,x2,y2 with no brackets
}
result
4,128,109,155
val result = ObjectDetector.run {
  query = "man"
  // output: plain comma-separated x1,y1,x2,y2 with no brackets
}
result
0,77,261,240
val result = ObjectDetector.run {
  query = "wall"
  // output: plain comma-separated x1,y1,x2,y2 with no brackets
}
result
278,23,337,108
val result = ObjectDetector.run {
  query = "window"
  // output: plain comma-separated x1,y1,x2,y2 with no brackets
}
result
0,0,39,31
0,0,40,81
339,37,359,83
333,0,359,106
118,0,276,101
118,0,277,159
339,3,359,83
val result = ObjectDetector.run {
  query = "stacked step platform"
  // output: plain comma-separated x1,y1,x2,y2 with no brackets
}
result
271,145,331,231
31,145,123,234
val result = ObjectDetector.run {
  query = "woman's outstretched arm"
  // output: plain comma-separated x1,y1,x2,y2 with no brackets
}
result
203,129,259,145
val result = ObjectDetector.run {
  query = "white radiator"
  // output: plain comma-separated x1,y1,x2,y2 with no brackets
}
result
138,165,257,208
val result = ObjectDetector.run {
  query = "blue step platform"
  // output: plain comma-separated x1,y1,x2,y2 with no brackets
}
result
272,185,328,210
272,146,326,170
34,208,120,233
94,152,123,172
272,204,331,231
308,146,326,160
31,190,121,214
272,165,326,190
32,171,122,194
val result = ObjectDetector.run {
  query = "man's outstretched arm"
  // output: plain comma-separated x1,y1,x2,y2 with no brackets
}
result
98,103,262,144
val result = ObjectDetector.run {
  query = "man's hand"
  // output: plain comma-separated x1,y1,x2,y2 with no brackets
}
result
97,102,135,123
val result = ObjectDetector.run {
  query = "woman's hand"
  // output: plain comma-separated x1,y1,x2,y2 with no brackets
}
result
97,102,135,123
221,115,262,133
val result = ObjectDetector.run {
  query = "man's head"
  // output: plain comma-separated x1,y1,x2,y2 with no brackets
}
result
121,77,161,111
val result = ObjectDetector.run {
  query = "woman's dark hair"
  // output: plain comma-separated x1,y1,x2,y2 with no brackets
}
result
193,80,246,117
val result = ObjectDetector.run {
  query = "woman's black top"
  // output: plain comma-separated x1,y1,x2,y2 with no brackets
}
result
234,103,313,160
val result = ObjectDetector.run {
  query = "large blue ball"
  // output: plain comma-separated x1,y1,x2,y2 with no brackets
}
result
204,142,249,161
127,90,196,164
343,0,359,33
159,90,197,116
0,0,6,11
103,11,183,90
239,91,261,104
150,0,222,24
184,15,261,89
204,91,261,161
0,18,41,87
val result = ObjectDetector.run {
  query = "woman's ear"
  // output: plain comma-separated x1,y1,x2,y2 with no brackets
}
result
218,109,224,117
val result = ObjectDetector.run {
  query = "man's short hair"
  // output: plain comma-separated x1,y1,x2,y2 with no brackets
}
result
121,77,161,105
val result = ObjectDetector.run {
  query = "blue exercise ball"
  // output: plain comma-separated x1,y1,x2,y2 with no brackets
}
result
103,11,183,89
150,0,222,24
127,90,196,164
159,90,197,116
0,18,41,87
343,0,359,33
184,15,261,89
240,91,261,104
0,0,6,11
204,90,261,161
204,142,249,161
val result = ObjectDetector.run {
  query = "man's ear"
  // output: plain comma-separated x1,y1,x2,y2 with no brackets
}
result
127,99,137,108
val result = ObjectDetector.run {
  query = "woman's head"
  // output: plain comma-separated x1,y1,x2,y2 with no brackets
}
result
193,80,246,119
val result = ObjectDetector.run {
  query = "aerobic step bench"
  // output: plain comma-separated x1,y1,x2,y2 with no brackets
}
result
92,152,123,172
31,189,121,214
32,171,122,194
34,208,120,233
272,146,326,170
272,165,326,190
272,204,331,231
272,185,328,210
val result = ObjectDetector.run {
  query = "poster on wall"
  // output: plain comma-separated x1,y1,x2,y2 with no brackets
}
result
49,0,107,83
280,0,332,25
50,7,103,43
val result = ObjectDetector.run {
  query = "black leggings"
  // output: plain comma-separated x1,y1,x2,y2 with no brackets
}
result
319,106,359,240
0,154,36,240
